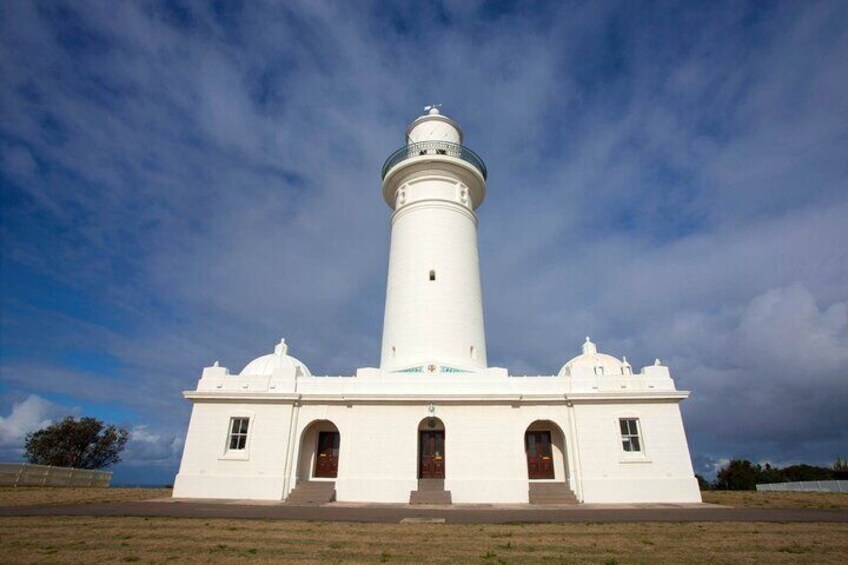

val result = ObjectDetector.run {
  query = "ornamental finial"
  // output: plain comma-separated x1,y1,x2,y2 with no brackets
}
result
424,104,442,115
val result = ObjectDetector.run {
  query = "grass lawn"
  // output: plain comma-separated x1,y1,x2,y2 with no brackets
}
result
0,487,172,507
1,489,847,563
5,486,848,509
701,490,848,509
0,517,846,564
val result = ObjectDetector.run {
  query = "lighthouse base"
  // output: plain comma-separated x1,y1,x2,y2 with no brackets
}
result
173,367,701,505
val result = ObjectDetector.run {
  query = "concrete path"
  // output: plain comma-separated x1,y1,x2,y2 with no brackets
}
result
1,499,847,523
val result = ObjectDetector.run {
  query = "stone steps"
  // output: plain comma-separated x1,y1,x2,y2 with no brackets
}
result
529,482,579,505
416,479,444,491
409,490,452,504
286,481,336,505
410,479,452,504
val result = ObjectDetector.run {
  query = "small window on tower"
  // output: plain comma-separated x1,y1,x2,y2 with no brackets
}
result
429,270,436,281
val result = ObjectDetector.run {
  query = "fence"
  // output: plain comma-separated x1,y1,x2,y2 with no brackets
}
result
756,480,847,493
0,463,112,487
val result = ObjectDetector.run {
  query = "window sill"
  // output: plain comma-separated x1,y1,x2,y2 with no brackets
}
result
219,451,250,461
618,457,652,464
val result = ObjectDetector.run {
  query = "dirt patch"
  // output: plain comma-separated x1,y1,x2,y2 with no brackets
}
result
0,517,845,563
0,487,172,507
702,490,848,509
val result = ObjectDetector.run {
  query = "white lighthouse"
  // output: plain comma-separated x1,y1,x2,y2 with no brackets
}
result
173,107,702,506
380,106,488,372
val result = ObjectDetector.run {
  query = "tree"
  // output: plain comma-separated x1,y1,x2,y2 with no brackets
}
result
714,459,761,490
24,416,129,470
758,463,786,484
780,464,834,482
695,474,712,491
833,457,848,480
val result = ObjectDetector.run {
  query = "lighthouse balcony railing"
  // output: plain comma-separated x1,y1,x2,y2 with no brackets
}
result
381,140,487,180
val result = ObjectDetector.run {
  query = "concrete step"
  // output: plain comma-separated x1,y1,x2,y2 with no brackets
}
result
529,482,579,505
290,481,335,490
417,479,445,491
531,495,579,504
286,481,336,505
409,489,452,505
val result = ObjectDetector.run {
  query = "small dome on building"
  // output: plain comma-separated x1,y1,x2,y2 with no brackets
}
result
240,339,312,377
559,337,624,377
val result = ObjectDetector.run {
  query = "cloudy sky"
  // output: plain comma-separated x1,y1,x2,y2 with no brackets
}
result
1,0,846,485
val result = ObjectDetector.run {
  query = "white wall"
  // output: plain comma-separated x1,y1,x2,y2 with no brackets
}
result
572,402,701,503
173,402,294,500
380,195,487,372
174,391,700,504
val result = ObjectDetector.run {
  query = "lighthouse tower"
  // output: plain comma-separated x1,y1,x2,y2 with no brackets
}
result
175,106,702,506
379,107,488,372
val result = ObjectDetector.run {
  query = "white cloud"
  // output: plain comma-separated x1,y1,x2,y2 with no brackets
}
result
122,425,183,467
1,1,847,482
0,395,72,452
734,285,848,374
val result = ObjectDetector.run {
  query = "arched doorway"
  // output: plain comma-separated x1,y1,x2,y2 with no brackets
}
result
524,420,567,481
418,417,445,479
298,420,340,480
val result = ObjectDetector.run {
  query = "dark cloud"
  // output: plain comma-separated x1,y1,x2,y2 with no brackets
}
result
1,1,846,484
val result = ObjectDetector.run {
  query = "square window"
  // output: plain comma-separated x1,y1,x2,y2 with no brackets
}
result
619,418,642,453
228,417,250,451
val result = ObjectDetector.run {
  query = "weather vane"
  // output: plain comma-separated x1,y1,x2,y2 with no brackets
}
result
424,103,443,113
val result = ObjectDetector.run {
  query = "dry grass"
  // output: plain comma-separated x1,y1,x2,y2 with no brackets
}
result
0,487,172,507
702,490,848,509
1,489,847,563
0,517,845,564
4,487,848,510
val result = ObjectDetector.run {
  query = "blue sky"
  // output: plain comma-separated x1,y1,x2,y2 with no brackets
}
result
1,0,846,485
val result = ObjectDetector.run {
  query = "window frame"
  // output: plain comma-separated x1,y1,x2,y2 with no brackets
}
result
616,415,650,463
229,417,250,450
220,413,254,460
619,418,641,452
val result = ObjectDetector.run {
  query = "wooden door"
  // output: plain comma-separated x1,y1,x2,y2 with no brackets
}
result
526,431,554,479
315,431,340,478
419,431,445,479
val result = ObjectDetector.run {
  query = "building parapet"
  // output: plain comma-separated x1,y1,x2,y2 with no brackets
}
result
183,390,690,403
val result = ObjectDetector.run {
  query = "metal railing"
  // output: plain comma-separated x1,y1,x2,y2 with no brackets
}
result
381,140,487,180
756,480,847,493
0,462,112,487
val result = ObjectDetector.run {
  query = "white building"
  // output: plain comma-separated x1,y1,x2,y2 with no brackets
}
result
173,108,701,505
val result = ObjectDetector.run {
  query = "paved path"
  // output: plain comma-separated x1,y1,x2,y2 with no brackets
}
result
1,500,847,523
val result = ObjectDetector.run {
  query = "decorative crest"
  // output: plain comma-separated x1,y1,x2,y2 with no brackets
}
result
582,336,597,355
